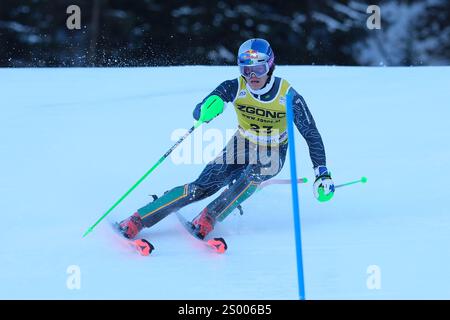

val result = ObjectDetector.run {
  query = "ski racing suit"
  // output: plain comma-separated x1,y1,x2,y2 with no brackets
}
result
135,76,326,229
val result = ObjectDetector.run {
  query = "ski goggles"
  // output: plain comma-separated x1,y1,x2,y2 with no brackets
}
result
239,63,269,78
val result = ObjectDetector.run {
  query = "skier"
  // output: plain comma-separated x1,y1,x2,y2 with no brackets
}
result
118,38,334,240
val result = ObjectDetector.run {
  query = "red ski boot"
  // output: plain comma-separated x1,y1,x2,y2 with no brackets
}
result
118,212,143,239
192,208,215,240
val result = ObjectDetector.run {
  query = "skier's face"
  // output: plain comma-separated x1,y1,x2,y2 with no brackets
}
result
247,74,269,90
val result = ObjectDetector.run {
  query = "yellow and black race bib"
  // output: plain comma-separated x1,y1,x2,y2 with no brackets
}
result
233,77,291,146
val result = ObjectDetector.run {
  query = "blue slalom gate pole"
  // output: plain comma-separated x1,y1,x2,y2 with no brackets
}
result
285,92,306,300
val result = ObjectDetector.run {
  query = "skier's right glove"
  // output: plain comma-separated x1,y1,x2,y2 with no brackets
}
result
313,165,335,202
193,95,224,124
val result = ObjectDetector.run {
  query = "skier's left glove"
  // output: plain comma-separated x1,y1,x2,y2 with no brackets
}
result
313,165,335,202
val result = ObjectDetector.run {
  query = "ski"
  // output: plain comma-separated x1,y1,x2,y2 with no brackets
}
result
176,212,228,254
110,222,155,256
106,178,306,256
174,178,307,253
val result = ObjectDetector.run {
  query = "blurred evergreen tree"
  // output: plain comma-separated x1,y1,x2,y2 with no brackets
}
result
0,0,448,67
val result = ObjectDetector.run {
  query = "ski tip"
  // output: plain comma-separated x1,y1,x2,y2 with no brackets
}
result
361,176,368,183
207,237,228,254
134,239,155,256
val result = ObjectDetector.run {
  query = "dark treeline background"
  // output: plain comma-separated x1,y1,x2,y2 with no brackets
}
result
0,0,449,67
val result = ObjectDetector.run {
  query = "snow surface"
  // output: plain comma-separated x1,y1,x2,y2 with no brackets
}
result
1,66,449,299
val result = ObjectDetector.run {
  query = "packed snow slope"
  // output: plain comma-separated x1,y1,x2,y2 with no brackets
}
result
1,66,449,299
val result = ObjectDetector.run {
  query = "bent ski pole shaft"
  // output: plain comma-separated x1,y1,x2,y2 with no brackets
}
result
335,176,367,189
82,121,202,237
258,177,308,190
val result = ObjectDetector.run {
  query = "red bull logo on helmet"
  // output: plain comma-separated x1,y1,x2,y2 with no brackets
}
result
239,49,261,65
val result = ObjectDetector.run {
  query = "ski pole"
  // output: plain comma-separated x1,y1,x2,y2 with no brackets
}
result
83,95,224,237
82,122,201,237
258,177,308,190
335,176,367,189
